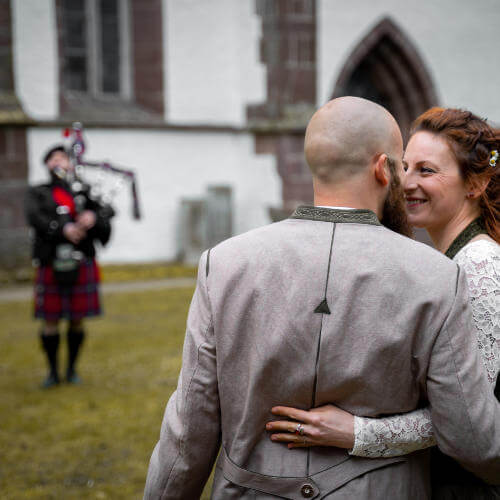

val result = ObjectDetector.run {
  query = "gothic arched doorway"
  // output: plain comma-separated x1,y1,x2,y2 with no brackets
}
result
332,17,438,142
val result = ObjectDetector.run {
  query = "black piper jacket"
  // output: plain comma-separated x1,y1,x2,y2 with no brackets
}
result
25,179,115,265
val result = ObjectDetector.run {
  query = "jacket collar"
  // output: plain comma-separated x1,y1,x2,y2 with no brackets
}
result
290,205,381,226
445,217,487,259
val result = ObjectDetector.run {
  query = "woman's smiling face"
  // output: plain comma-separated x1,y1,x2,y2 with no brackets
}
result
403,131,469,230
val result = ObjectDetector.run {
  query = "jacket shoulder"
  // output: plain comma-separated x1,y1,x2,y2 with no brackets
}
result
209,220,290,254
373,227,460,288
26,183,51,196
384,228,454,265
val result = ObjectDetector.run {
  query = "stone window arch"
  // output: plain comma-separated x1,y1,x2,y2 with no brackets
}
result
332,17,438,142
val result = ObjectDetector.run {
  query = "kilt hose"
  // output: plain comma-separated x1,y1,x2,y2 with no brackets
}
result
34,258,102,321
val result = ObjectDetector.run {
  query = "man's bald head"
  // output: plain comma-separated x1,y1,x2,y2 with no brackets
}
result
304,97,403,183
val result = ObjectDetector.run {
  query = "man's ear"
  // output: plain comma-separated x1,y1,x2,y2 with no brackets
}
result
373,153,390,187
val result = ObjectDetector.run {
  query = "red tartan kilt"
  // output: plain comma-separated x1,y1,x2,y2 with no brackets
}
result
34,258,102,320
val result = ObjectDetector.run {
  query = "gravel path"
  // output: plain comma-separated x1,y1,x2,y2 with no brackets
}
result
0,277,196,304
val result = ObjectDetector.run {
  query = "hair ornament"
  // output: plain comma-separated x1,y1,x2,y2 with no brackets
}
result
490,150,498,167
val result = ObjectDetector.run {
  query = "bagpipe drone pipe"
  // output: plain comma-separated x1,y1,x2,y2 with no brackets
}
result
63,122,142,220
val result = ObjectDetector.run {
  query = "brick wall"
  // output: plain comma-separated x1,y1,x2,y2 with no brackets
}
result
250,0,316,215
249,0,316,122
0,126,30,267
131,0,164,116
0,0,30,268
256,133,312,219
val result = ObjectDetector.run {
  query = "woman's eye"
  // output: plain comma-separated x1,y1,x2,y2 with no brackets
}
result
402,165,408,172
421,166,435,174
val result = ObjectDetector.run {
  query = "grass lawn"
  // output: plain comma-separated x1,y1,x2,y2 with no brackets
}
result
0,262,197,286
0,285,214,499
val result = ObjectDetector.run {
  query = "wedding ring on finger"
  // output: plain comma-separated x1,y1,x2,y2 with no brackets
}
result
295,423,305,436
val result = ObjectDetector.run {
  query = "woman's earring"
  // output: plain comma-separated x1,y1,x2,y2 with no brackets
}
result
467,192,475,198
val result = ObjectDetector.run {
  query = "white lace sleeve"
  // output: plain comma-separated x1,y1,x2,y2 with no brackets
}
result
454,240,500,384
350,240,500,458
350,409,435,457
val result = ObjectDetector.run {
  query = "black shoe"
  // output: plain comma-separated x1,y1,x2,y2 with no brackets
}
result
41,372,60,389
66,369,82,384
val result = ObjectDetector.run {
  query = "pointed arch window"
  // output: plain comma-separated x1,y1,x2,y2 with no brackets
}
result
332,17,438,141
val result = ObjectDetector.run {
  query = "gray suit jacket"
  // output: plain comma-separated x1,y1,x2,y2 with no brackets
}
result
144,207,500,499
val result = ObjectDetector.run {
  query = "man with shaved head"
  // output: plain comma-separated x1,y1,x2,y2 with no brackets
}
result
144,97,500,499
304,97,411,236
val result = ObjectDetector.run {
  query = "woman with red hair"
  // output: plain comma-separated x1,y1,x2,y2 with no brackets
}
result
267,107,500,497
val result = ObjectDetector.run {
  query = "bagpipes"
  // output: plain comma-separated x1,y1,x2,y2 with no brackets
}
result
63,122,141,219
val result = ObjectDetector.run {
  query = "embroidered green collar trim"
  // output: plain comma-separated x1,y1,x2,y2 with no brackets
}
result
290,206,381,226
445,218,488,260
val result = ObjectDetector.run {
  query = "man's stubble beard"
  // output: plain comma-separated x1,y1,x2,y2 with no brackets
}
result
381,160,413,238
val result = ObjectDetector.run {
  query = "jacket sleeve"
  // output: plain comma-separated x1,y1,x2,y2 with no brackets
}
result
427,265,500,484
24,186,65,241
85,198,115,246
144,250,221,499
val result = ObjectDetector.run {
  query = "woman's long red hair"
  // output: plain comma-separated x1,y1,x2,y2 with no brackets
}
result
411,107,500,244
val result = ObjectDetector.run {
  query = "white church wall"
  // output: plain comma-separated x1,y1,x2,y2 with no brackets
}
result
318,0,500,122
27,127,280,263
11,0,59,120
165,0,266,126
